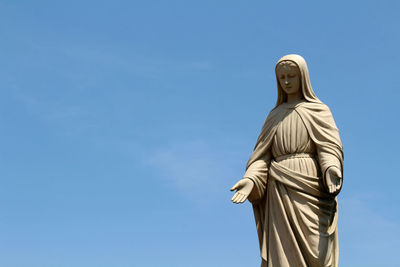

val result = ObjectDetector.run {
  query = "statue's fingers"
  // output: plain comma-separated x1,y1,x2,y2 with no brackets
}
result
236,193,246,203
335,168,342,178
238,194,247,203
325,176,332,186
231,192,240,202
336,178,342,190
232,192,242,203
235,194,243,203
329,184,334,193
230,181,241,191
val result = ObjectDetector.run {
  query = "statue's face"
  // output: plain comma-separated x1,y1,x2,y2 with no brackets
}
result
276,62,301,96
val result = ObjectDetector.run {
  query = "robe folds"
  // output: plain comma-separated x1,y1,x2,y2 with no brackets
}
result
243,101,343,267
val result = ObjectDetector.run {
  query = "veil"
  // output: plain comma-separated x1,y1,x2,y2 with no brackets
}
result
274,54,321,107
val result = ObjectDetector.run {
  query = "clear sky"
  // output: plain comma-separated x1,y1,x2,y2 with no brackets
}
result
0,1,399,266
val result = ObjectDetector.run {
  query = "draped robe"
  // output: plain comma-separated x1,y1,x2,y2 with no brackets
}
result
243,101,343,267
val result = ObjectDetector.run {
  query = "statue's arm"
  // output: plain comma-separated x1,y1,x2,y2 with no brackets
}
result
231,151,271,204
242,150,271,203
317,149,341,176
317,148,343,194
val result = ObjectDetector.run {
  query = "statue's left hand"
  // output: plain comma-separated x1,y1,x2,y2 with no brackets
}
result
324,166,342,195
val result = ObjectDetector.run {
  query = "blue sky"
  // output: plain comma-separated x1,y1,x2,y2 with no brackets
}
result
0,1,399,266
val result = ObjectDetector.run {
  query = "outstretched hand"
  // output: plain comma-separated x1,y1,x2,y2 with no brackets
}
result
230,178,254,204
324,166,342,195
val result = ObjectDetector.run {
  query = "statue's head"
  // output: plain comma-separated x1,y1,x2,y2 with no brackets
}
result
275,60,301,98
274,54,321,107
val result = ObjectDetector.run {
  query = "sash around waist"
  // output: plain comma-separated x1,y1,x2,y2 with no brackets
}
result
274,152,315,162
268,160,338,234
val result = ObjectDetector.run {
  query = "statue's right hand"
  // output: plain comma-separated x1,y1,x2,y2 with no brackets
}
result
230,178,254,204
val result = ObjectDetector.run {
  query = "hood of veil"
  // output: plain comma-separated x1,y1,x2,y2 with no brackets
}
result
274,54,321,107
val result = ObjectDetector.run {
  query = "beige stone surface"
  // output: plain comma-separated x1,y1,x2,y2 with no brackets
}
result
230,54,343,267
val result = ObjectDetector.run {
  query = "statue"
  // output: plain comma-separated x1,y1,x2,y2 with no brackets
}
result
230,54,343,267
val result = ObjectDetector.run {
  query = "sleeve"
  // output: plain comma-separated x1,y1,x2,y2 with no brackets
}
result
317,147,342,178
242,150,271,203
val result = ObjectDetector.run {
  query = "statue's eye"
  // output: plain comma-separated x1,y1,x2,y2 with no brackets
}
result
288,74,295,78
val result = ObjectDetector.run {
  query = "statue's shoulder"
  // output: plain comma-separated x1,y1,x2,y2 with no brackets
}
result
296,101,331,113
265,104,288,119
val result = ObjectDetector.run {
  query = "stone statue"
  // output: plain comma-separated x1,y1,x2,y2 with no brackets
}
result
230,54,343,267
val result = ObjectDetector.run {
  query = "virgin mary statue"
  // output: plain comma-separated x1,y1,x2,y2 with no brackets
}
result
230,54,343,267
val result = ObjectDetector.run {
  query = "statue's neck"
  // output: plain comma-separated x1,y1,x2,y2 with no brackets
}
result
286,91,303,103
